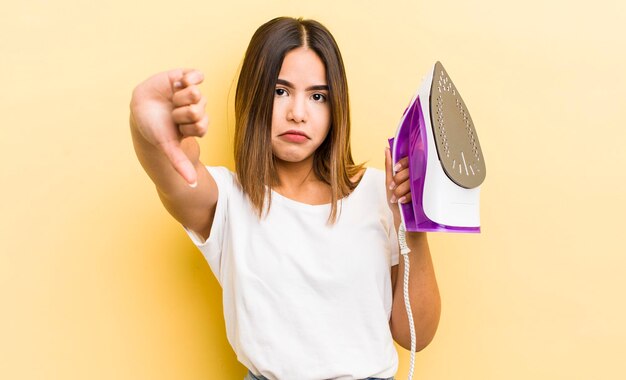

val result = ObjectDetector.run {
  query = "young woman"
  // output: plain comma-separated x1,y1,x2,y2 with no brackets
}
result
129,17,440,380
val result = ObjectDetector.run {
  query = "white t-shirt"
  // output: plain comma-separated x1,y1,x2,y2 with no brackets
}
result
184,166,400,380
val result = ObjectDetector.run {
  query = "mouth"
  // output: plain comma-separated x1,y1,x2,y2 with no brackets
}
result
279,130,310,139
278,130,310,143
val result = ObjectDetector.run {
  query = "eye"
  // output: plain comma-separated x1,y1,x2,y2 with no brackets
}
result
311,93,327,102
275,88,288,97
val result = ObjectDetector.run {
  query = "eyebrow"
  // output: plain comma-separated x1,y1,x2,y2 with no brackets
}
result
276,79,329,92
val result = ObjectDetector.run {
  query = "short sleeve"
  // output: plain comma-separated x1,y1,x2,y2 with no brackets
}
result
387,209,400,267
371,167,400,267
183,166,234,285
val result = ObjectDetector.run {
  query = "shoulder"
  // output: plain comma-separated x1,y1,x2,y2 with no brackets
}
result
350,166,385,184
205,165,234,179
205,165,237,181
204,166,240,193
361,167,386,189
350,167,386,198
350,167,367,183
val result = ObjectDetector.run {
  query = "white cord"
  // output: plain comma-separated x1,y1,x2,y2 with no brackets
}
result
397,222,416,380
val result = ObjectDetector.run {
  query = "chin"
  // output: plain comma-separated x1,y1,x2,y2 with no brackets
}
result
272,145,312,163
274,154,308,163
273,150,314,164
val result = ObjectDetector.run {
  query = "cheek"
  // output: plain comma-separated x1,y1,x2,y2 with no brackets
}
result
319,108,331,135
270,101,280,132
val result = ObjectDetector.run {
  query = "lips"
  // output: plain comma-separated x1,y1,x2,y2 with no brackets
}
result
279,130,310,139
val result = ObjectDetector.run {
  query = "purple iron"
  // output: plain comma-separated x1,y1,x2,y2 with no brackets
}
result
389,62,486,233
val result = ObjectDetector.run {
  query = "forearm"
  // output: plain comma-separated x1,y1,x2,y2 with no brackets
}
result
390,224,441,351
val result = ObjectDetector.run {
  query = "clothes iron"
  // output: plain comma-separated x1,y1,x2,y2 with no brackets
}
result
389,61,486,233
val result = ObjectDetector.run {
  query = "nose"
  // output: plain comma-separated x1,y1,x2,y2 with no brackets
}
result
287,94,307,123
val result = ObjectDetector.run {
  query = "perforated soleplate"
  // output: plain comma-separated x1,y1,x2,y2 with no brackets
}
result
429,61,486,189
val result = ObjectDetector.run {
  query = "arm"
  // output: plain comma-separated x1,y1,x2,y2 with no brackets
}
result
129,69,218,240
389,231,440,351
385,148,441,351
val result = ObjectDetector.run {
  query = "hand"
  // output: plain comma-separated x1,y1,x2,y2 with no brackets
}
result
385,147,412,221
129,68,208,186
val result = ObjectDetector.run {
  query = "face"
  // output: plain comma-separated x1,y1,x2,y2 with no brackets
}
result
271,47,331,165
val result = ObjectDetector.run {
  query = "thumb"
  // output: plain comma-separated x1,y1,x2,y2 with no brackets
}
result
160,140,198,187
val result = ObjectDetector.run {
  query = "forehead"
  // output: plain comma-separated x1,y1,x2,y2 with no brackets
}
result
278,47,327,85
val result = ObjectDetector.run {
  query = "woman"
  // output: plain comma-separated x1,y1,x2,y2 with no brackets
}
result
129,16,440,380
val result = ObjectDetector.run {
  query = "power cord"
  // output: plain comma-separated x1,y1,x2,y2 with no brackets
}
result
397,222,416,380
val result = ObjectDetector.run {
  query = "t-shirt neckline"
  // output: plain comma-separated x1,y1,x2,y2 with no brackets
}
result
269,167,370,211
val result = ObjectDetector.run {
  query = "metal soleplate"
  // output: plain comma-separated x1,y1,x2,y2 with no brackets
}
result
429,61,486,189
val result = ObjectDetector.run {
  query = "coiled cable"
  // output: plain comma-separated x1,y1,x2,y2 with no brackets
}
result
397,222,416,380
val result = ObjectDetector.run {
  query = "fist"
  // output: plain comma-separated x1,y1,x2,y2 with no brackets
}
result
130,68,208,143
129,68,208,186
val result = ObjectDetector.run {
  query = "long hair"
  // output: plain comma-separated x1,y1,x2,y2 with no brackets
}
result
234,17,364,224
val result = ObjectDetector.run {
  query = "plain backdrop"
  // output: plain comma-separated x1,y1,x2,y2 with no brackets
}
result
1,0,625,379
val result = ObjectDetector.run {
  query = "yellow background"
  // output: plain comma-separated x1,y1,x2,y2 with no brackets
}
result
2,0,625,379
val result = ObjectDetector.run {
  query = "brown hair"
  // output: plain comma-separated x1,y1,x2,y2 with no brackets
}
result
234,17,364,223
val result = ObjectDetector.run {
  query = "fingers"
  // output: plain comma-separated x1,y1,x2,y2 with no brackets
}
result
171,96,208,135
172,85,202,107
393,157,408,175
391,178,412,204
180,70,204,88
168,68,204,91
179,114,209,136
169,69,208,137
386,149,412,204
391,162,409,184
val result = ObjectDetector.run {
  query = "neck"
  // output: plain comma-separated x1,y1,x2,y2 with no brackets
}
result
273,155,320,192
